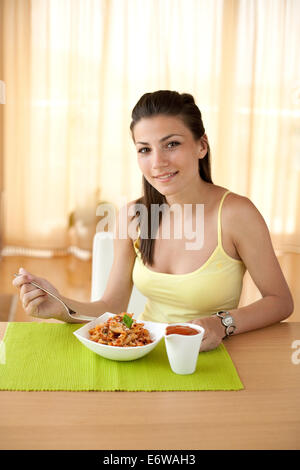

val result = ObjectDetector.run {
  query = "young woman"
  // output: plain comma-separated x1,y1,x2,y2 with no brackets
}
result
13,90,294,351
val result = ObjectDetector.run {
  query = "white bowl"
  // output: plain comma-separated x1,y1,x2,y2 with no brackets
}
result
73,312,167,361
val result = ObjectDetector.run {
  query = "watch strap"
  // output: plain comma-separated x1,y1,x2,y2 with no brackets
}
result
214,310,236,337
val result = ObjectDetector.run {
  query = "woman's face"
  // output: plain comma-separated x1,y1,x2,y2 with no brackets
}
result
133,115,207,199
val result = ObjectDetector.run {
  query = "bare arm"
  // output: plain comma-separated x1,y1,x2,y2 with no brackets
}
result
13,203,138,323
61,228,136,320
192,195,294,350
226,196,294,334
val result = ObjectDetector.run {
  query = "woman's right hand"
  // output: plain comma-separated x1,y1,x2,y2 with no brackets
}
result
12,267,65,321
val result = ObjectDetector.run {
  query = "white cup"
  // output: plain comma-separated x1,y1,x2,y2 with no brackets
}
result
164,323,205,375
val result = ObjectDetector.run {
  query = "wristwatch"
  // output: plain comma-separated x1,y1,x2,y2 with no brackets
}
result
213,310,236,337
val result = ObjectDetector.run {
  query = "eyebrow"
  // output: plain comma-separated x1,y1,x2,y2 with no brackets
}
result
136,134,184,145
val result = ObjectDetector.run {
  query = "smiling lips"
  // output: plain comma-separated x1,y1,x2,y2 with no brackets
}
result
154,171,179,181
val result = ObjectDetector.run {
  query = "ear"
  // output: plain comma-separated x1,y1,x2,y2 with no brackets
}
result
198,134,209,159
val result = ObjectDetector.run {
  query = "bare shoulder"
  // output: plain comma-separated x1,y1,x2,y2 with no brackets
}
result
223,191,268,239
213,188,270,254
115,198,141,243
223,191,256,214
118,198,140,214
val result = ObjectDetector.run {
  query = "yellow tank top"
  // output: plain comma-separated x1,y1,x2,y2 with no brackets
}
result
132,190,246,323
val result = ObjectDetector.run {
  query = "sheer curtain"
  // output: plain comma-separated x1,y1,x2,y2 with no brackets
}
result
1,0,300,312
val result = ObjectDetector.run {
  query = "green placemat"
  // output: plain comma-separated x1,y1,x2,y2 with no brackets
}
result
0,322,244,391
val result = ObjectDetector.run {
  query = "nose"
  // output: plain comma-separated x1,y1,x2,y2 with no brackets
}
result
152,148,169,169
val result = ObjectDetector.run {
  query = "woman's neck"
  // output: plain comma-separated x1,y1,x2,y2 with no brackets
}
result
165,180,213,208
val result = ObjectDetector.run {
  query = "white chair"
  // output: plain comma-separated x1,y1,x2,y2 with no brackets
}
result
91,231,147,318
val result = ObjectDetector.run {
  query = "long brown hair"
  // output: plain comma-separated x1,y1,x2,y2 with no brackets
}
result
130,90,213,266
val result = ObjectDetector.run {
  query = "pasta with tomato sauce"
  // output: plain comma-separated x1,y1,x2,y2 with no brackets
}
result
88,312,153,347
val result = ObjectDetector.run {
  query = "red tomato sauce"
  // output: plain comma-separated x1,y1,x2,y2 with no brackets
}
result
165,325,199,336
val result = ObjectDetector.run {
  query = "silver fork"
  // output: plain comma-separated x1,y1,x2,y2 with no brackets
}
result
13,273,96,322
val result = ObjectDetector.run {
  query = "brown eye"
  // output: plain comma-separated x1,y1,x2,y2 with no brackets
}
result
138,147,150,154
167,141,180,149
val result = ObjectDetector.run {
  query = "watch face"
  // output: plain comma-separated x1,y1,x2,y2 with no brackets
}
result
223,316,233,327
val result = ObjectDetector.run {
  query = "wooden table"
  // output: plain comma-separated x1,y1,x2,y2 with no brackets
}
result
0,321,299,450
0,294,18,321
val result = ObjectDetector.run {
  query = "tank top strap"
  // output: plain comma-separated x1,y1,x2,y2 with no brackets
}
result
217,190,231,246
